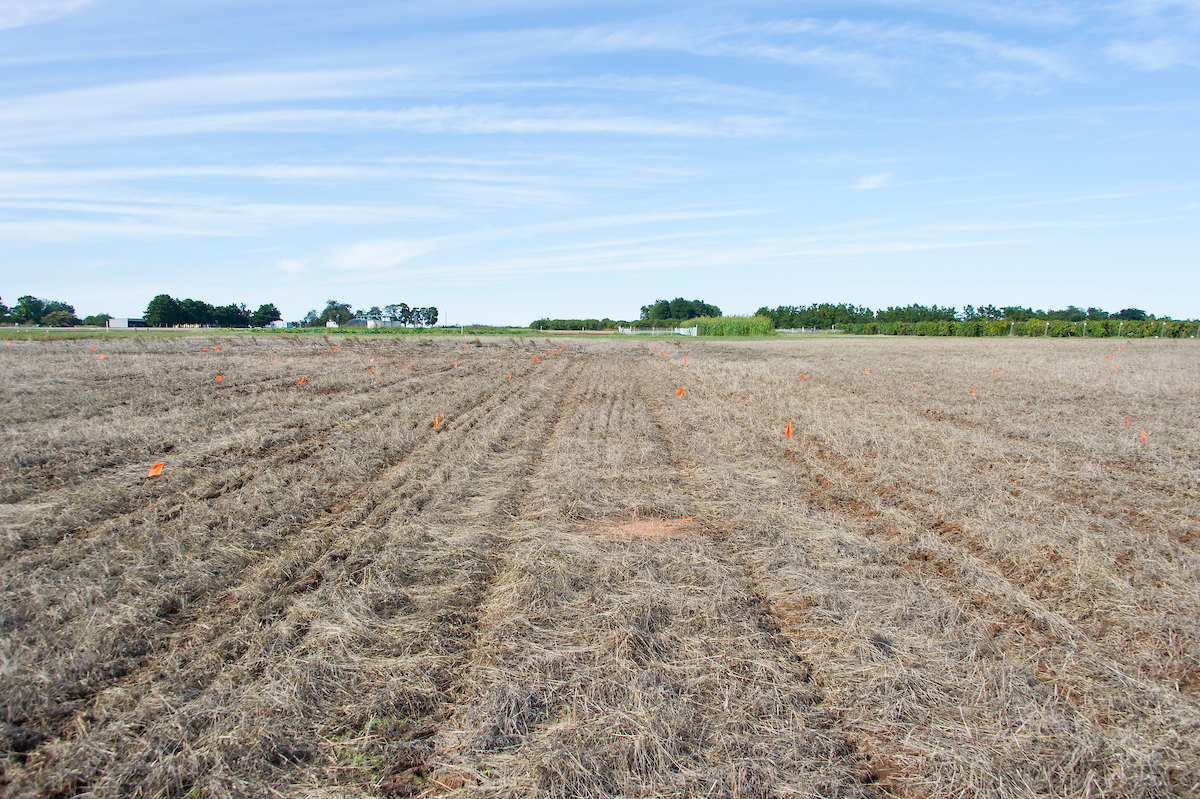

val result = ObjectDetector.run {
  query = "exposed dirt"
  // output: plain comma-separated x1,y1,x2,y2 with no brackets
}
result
604,518,696,539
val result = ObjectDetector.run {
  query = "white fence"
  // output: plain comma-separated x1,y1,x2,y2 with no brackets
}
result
618,326,698,336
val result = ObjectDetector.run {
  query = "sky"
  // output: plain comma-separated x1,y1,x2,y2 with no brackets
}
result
0,0,1197,324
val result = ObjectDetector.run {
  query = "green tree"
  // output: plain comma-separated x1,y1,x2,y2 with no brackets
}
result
756,303,873,328
213,303,251,327
1001,306,1035,322
13,295,47,324
423,306,438,326
40,309,81,326
145,294,184,326
0,296,8,322
1115,308,1147,321
82,313,112,327
318,300,353,326
640,300,671,321
180,298,217,326
397,303,413,326
875,305,958,323
250,303,282,327
641,298,720,321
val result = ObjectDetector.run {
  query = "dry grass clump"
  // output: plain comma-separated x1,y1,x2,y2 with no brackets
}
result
1,335,1197,797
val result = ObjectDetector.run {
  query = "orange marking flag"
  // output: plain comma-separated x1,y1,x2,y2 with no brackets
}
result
297,376,306,384
786,421,792,440
202,347,208,351
684,358,687,365
676,518,693,522
1125,416,1130,426
676,388,684,396
1107,355,1111,360
1142,429,1148,444
993,370,997,375
970,390,976,395
799,374,805,380
532,357,537,362
147,463,163,477
368,368,373,374
6,341,10,346
91,346,97,351
864,368,869,373
214,375,222,381
434,413,440,430
333,347,338,353
1118,346,1122,351
370,357,374,362
214,346,220,351
100,354,107,360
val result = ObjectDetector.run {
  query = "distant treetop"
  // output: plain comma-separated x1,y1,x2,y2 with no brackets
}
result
640,298,721,321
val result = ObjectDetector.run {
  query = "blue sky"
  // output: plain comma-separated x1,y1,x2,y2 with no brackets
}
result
0,0,1197,324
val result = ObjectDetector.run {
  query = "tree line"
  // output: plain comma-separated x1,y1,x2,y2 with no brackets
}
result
298,300,438,327
640,298,721,322
144,295,282,328
531,298,722,330
757,303,1159,329
0,295,112,327
1,292,439,329
839,318,1197,338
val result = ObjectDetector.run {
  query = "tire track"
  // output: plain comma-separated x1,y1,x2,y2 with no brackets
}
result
0,361,528,743
637,357,1199,798
2,359,584,799
669,355,1200,697
424,358,873,798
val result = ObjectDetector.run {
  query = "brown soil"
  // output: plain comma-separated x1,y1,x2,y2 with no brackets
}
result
605,518,696,539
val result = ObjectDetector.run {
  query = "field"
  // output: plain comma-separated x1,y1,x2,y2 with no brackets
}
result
1,334,1198,799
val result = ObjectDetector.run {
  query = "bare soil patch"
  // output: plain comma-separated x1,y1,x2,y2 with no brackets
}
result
605,517,696,539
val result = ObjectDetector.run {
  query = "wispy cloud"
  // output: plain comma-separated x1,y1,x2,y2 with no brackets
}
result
855,173,892,189
328,240,433,271
0,194,455,240
1105,37,1198,69
0,0,96,31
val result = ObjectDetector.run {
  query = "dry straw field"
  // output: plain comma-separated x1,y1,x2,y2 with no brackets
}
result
1,333,1198,799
